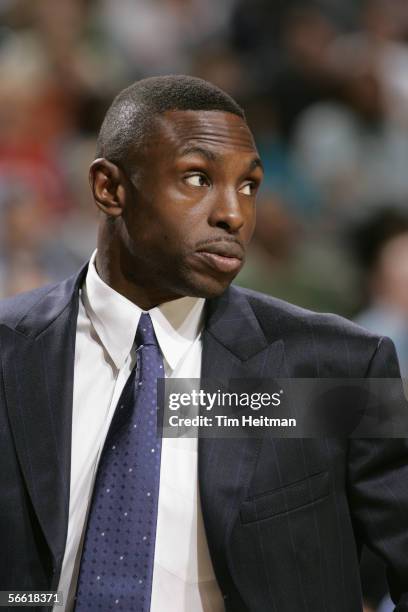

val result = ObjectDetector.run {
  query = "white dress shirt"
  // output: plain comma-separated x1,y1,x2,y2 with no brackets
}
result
56,251,224,612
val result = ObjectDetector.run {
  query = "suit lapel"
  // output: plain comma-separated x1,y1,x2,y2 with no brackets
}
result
199,286,284,595
0,267,86,569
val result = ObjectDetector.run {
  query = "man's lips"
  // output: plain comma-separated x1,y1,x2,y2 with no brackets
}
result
195,242,244,274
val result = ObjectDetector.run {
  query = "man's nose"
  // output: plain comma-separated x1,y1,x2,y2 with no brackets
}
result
208,188,245,233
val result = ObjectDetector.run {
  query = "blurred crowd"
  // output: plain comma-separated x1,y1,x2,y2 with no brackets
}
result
1,2,408,607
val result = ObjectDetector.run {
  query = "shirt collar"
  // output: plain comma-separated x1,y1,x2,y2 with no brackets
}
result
82,250,205,371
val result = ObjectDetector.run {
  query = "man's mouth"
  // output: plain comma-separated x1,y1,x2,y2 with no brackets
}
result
195,242,244,274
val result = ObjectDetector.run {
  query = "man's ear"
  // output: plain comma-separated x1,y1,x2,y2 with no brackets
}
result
89,158,127,218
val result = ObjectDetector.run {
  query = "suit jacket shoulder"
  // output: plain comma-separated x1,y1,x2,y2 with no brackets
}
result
0,282,63,329
228,285,397,378
0,266,86,338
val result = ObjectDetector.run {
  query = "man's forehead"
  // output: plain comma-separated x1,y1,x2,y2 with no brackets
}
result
151,109,258,153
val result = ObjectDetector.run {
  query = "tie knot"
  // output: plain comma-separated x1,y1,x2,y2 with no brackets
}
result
136,313,157,347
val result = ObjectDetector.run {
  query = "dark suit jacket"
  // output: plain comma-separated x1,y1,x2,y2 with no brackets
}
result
1,265,408,612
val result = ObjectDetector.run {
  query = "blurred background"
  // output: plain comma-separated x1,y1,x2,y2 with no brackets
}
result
1,0,408,609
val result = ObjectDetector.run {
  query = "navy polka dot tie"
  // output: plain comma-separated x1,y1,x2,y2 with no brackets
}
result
75,313,164,611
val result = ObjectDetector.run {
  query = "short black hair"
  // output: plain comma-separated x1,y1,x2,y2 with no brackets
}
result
96,75,245,169
349,206,408,273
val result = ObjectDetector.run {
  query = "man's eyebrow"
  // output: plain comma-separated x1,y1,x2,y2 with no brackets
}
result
249,157,264,173
179,145,264,173
179,145,218,162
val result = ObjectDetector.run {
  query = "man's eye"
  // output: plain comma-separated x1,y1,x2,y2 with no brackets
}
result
239,181,255,196
185,173,209,187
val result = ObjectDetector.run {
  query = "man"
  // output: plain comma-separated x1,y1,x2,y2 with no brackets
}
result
0,75,408,612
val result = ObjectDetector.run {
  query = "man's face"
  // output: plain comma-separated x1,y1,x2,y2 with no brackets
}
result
120,109,263,300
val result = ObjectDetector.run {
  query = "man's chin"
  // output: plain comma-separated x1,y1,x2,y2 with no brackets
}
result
182,270,237,299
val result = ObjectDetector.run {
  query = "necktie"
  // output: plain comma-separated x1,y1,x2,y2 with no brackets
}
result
75,313,164,611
